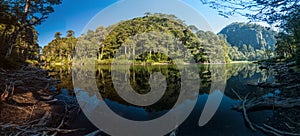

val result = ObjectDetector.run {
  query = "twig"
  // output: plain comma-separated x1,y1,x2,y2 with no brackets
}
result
263,124,300,136
286,116,300,126
15,126,30,136
284,122,295,130
43,128,83,133
29,104,36,119
0,67,6,73
58,100,69,128
254,124,281,136
233,97,300,111
231,89,256,131
38,111,51,126
242,93,256,131
231,89,243,101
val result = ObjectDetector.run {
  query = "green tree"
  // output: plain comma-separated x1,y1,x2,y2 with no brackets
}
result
2,0,62,58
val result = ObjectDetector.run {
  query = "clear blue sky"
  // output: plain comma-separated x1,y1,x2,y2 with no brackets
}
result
36,0,248,47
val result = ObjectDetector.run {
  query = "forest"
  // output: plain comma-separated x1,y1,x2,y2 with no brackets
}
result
41,15,280,65
0,0,299,68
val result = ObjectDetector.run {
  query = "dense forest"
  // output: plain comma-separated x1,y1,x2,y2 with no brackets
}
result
0,0,62,69
0,0,298,68
219,22,277,50
41,14,283,65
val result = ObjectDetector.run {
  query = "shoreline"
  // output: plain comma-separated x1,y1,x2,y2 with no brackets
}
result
48,60,255,67
0,66,84,135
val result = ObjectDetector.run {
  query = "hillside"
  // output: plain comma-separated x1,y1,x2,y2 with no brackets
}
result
219,22,277,50
42,14,277,64
43,13,232,64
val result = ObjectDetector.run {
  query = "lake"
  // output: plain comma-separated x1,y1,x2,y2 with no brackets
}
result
48,63,276,136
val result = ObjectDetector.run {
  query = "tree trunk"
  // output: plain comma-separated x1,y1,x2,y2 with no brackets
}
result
5,30,20,58
22,0,31,23
99,45,104,60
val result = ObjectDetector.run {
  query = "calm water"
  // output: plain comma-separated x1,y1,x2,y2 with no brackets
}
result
48,63,276,136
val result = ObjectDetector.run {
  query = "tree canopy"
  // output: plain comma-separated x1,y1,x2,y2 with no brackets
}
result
0,0,62,68
43,13,279,65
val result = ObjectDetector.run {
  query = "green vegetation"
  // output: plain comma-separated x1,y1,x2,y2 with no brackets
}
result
196,31,231,63
275,8,300,66
219,22,276,50
201,0,300,67
41,30,77,64
77,13,208,64
219,22,276,61
43,13,281,65
0,0,62,69
1,0,297,68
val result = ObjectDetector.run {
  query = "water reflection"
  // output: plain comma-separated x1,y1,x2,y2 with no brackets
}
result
47,63,274,135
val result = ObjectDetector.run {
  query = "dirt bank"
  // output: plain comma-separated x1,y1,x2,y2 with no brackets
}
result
0,66,85,136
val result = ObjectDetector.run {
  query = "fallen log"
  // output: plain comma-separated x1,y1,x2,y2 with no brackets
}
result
232,89,300,135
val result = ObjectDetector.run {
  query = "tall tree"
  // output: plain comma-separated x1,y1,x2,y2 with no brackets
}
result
55,32,62,39
200,0,299,24
2,0,62,58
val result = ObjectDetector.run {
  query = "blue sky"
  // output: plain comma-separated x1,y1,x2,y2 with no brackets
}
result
36,0,248,46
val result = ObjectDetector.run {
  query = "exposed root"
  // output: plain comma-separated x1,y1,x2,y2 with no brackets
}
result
262,124,300,136
231,89,256,131
233,96,300,111
254,124,281,136
242,93,256,131
232,89,300,136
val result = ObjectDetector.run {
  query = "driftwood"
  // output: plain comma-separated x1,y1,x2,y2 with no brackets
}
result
231,89,300,136
233,95,300,111
231,89,256,131
254,124,281,136
262,124,300,136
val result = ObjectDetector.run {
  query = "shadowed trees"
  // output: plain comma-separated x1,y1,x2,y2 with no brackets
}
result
0,0,62,68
